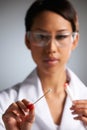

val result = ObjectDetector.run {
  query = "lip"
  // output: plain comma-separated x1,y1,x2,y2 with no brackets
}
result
43,57,60,65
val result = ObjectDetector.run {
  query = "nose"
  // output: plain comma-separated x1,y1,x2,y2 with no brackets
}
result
45,38,58,54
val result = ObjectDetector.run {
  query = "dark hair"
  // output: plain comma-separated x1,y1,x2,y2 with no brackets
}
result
25,0,79,32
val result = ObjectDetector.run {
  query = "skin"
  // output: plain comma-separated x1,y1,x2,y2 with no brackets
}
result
71,100,87,125
2,99,35,130
3,11,87,129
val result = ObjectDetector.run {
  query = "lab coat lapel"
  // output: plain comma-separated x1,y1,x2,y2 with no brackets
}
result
59,96,77,130
35,76,57,129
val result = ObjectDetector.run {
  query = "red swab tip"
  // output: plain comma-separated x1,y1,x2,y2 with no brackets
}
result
64,83,68,88
27,104,34,110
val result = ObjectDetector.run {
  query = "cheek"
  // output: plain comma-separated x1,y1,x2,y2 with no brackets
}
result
30,47,42,64
61,47,72,63
31,51,39,63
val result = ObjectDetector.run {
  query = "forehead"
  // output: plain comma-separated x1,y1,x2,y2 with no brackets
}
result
31,11,72,32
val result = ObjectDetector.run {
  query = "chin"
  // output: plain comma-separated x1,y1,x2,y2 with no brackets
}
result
43,67,59,75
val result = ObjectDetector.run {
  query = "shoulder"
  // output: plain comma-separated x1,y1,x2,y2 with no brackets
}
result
67,68,87,99
68,68,86,87
0,83,20,114
0,68,37,110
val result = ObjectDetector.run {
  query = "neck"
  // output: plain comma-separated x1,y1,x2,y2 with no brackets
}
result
37,67,67,93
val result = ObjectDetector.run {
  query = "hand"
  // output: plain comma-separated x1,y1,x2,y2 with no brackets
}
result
70,100,87,125
2,99,35,130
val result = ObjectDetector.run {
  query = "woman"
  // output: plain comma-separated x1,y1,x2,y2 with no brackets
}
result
1,0,87,130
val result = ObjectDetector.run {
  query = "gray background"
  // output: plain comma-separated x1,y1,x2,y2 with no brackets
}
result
0,0,87,91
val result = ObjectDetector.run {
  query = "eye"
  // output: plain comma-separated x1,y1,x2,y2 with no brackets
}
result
35,34,48,41
56,34,69,40
35,33,51,43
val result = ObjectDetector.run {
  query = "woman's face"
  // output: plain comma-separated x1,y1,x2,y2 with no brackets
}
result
25,11,78,74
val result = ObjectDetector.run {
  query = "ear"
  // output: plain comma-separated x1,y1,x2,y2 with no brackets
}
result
25,33,31,50
71,33,79,51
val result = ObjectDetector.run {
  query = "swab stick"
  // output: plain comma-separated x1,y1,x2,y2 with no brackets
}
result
33,88,52,104
64,83,74,102
27,88,52,110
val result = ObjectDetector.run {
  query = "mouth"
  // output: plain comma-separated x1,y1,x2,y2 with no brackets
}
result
43,57,60,65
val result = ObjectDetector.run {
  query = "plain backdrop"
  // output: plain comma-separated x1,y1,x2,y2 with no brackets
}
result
0,0,87,91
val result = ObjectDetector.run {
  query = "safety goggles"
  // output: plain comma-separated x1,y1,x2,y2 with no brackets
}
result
27,31,77,48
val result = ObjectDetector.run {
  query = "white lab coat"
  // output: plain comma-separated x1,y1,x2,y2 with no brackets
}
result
0,67,87,130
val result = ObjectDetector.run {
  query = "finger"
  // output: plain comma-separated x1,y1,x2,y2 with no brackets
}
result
22,99,35,122
72,108,87,117
6,103,17,112
74,115,87,124
25,107,35,123
2,110,22,124
73,100,87,104
70,103,87,110
4,102,26,119
16,101,29,114
22,99,30,106
22,99,34,110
